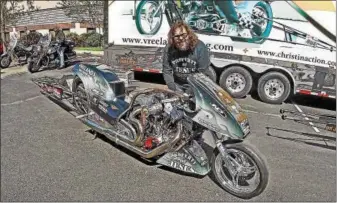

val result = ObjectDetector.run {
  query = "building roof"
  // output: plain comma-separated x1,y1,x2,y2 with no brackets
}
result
14,6,102,27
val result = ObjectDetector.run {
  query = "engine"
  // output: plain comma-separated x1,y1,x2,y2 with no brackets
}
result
128,90,184,151
181,2,224,32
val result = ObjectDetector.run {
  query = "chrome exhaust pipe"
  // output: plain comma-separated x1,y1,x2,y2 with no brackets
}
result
80,118,183,159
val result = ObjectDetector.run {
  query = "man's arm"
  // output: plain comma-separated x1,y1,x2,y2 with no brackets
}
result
162,45,177,91
196,41,211,74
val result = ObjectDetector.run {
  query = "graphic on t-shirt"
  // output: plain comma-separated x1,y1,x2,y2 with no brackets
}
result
171,57,197,82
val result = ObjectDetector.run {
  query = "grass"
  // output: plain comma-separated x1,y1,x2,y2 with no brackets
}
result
75,47,103,51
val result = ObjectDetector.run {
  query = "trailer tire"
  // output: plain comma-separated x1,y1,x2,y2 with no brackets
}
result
257,72,291,104
219,66,253,98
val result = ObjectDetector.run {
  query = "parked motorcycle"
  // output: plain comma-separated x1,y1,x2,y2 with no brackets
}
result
27,34,77,73
0,35,34,68
33,63,269,199
134,0,273,43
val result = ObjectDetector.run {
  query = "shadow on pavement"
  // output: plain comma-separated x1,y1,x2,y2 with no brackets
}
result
88,130,159,166
265,127,336,151
134,71,166,85
287,95,336,111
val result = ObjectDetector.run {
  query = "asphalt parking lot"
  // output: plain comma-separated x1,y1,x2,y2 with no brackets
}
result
1,64,336,202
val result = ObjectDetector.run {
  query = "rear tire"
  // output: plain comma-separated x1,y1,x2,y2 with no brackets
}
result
72,77,90,114
257,72,291,104
219,66,253,98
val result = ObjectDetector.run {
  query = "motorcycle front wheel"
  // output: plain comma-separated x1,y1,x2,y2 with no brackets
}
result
211,142,269,199
0,55,12,69
135,0,163,35
27,61,40,73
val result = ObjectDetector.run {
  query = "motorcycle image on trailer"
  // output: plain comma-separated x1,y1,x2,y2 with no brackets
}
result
32,62,269,199
134,0,273,44
106,0,336,105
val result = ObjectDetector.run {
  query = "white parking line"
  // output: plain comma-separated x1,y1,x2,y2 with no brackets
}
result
292,103,320,133
1,95,43,106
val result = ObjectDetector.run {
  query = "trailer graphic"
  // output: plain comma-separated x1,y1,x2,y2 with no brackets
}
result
106,0,336,104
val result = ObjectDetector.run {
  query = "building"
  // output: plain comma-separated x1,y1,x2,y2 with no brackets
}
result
4,6,103,41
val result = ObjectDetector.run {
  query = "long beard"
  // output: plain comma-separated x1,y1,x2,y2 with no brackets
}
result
176,40,190,51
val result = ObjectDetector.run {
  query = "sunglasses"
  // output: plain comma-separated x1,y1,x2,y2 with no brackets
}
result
173,33,188,40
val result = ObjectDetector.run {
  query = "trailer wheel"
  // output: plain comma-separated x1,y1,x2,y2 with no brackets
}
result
257,72,291,104
219,66,253,98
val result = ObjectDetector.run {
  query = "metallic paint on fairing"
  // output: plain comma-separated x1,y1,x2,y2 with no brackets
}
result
72,62,129,118
188,73,249,139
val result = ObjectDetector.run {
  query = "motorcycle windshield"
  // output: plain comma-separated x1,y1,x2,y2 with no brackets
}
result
187,73,250,138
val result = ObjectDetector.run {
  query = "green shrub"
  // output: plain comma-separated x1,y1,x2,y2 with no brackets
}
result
79,33,92,47
85,33,103,47
66,32,81,46
64,32,103,47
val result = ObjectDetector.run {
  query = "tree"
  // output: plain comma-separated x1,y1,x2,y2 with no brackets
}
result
0,0,37,52
103,0,117,48
57,1,103,34
103,0,108,47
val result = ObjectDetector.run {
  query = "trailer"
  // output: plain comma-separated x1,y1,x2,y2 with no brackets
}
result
104,0,336,104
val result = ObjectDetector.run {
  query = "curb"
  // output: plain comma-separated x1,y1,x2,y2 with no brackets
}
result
1,66,28,79
75,50,104,56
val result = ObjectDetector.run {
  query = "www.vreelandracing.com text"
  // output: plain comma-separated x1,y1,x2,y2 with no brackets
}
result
121,37,336,67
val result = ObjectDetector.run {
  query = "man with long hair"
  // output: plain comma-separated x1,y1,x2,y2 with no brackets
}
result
162,21,210,145
162,20,210,93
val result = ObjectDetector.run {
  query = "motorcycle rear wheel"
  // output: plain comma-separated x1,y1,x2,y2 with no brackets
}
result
211,142,269,199
135,0,163,35
72,77,90,115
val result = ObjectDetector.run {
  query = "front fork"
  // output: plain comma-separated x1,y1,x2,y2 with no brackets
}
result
211,131,242,176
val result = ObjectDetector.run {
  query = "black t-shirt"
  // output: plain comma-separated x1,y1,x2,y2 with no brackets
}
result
162,40,210,90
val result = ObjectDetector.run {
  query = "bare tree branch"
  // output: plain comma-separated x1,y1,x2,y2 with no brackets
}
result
0,0,38,51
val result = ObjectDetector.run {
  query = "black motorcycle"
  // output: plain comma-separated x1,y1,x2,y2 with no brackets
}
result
0,35,34,68
27,34,77,73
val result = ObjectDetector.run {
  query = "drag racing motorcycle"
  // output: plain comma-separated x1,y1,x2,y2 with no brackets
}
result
0,35,34,68
32,62,269,199
27,34,76,73
134,0,273,43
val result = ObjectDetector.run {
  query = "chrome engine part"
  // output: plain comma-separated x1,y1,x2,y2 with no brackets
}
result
127,89,184,149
